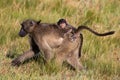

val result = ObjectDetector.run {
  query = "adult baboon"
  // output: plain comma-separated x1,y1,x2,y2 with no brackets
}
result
12,19,68,66
12,19,114,71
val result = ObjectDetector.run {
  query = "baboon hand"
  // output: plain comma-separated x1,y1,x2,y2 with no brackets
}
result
11,58,22,66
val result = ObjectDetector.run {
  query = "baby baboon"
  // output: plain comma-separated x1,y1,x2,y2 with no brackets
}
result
57,19,83,57
12,19,115,71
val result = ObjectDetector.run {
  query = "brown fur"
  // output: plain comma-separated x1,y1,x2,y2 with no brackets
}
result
12,19,115,71
12,19,83,70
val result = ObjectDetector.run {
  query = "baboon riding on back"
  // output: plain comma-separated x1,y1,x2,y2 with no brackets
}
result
12,19,115,71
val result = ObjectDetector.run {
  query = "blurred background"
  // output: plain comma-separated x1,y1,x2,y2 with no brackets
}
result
0,0,120,80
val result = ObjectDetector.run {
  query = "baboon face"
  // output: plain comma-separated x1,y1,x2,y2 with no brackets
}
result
19,19,40,37
57,19,67,29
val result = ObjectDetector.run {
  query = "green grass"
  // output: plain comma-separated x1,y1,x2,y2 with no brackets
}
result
0,0,120,80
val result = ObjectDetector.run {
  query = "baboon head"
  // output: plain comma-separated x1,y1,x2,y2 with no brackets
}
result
57,19,68,29
19,19,41,37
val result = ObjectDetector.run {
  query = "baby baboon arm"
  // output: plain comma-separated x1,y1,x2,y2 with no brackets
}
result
11,49,35,66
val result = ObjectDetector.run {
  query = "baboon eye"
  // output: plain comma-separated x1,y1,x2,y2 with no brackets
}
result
29,21,33,26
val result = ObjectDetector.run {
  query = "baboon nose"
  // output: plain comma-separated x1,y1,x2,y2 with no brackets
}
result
19,29,27,37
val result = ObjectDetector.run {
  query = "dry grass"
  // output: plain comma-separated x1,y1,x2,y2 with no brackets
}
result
0,0,120,80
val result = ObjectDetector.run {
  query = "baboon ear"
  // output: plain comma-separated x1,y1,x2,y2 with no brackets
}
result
37,20,41,24
20,23,23,26
29,21,35,26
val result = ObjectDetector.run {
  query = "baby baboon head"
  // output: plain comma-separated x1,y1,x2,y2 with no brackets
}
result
19,19,41,37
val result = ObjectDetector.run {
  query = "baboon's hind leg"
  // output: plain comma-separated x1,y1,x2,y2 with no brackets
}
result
55,53,65,66
66,54,83,71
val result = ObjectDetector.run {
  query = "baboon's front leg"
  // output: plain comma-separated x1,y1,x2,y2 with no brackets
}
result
40,47,53,63
12,49,35,66
38,39,53,62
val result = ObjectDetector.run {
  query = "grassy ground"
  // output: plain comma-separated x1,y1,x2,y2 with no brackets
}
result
0,0,120,80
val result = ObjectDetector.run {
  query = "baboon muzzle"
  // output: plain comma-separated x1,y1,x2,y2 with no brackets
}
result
19,28,27,37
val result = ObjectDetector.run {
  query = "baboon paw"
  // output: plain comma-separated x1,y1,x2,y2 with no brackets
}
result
11,59,21,66
69,35,77,42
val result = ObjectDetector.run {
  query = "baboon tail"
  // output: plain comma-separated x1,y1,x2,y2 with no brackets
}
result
75,26,115,36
